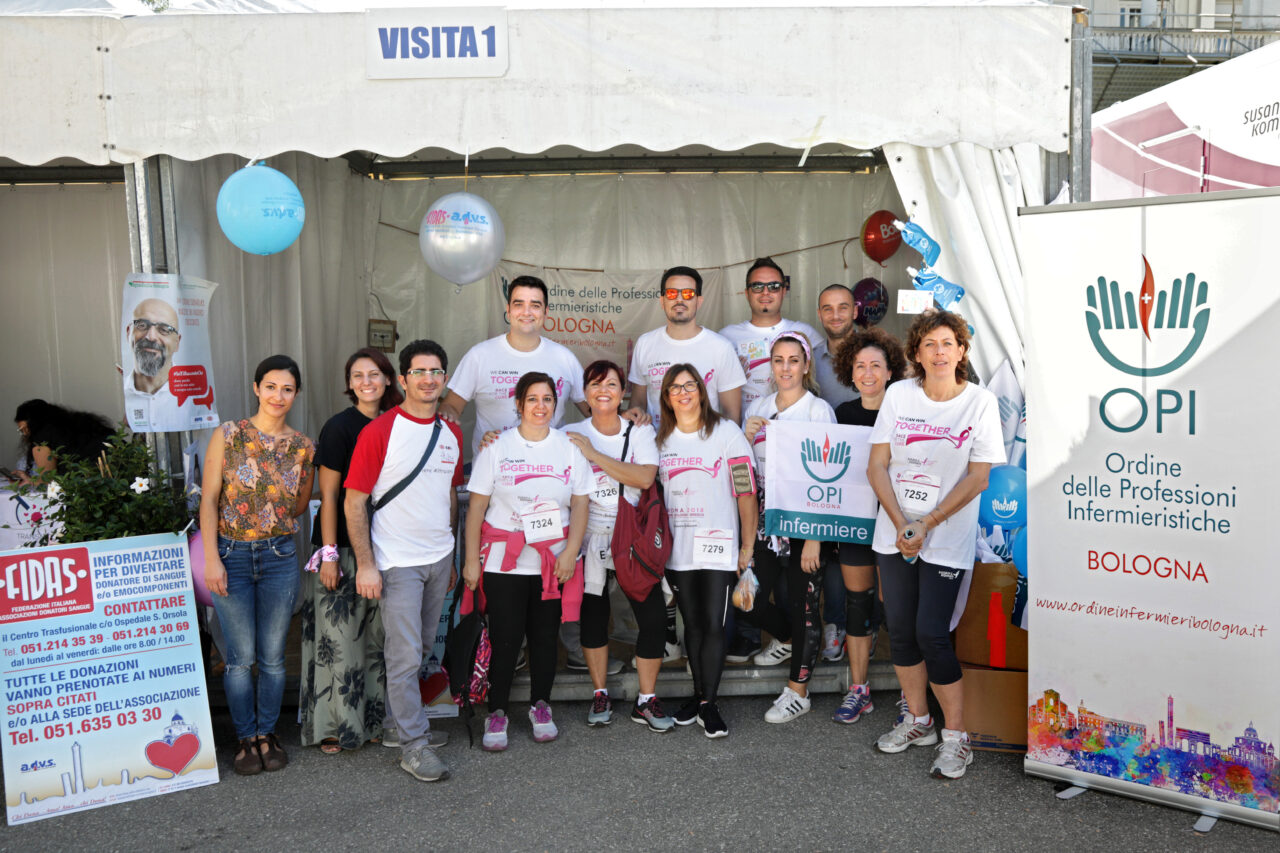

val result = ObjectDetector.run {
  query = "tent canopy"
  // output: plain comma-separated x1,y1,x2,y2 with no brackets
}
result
0,3,1072,166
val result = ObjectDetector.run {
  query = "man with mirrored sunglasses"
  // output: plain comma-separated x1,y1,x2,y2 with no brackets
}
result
625,266,745,427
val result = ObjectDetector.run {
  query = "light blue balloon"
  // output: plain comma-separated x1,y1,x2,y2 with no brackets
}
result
978,464,1027,529
216,164,305,255
1012,526,1028,577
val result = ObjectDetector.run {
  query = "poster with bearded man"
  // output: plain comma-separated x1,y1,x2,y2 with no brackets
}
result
119,273,220,433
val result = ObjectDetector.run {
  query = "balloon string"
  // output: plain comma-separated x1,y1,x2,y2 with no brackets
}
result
485,234,865,274
463,150,470,193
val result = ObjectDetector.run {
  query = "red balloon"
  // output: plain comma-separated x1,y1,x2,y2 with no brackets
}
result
861,210,902,266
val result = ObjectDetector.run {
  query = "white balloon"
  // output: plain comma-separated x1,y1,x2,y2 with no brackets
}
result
418,192,506,285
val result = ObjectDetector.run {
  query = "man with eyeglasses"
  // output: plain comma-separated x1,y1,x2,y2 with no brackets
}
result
345,339,465,783
442,275,587,456
719,258,821,417
625,266,745,426
123,297,193,431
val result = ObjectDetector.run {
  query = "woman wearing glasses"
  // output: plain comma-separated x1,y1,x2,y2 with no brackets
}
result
200,355,315,776
657,365,757,738
299,348,403,755
463,372,593,752
739,332,837,723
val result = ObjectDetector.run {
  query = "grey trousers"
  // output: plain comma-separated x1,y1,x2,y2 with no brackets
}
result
381,553,452,754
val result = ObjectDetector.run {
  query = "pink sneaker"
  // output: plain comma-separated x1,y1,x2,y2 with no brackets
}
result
529,700,559,743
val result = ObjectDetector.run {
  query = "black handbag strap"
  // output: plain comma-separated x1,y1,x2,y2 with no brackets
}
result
371,418,442,512
619,420,634,463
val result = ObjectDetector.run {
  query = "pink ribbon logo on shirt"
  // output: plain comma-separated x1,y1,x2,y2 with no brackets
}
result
667,458,723,480
904,426,973,449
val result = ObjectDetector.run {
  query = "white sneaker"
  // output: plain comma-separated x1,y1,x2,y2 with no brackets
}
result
482,711,508,752
764,687,811,723
820,624,846,662
877,718,939,753
752,638,793,666
931,733,974,779
529,700,559,743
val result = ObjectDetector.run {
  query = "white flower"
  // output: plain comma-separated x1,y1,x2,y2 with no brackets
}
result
130,477,151,495
46,481,63,500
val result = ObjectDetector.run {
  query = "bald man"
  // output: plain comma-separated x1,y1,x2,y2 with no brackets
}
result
123,297,197,431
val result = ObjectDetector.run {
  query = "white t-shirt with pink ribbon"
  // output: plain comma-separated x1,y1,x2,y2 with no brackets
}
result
658,419,754,572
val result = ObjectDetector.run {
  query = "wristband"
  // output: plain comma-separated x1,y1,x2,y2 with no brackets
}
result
305,544,339,573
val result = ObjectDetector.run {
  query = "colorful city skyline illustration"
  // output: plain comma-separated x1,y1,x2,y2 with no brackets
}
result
1029,690,1279,813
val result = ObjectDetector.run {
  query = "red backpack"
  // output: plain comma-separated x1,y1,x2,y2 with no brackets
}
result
611,423,672,602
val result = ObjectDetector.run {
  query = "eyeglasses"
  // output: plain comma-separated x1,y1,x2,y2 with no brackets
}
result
664,288,697,301
131,318,179,337
666,380,700,396
406,368,446,378
747,281,786,294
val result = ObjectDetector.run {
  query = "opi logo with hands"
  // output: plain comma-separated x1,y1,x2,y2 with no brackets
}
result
1086,256,1210,377
800,435,851,484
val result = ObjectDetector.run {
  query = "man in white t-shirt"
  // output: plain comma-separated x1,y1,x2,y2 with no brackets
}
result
346,339,464,784
625,266,746,426
719,257,821,419
442,276,587,456
812,283,859,409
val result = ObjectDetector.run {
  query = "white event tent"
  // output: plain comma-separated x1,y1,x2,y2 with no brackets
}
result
0,0,1077,456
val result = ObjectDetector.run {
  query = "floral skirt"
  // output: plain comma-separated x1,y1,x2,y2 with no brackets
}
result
298,547,387,747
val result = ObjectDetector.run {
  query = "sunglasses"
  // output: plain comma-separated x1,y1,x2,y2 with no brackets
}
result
747,281,786,293
664,288,697,301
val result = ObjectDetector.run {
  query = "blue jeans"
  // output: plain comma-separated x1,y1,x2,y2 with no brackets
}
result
213,534,299,740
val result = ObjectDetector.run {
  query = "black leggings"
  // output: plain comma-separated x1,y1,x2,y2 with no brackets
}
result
484,572,562,713
666,569,734,702
742,539,823,684
580,579,667,660
876,551,965,686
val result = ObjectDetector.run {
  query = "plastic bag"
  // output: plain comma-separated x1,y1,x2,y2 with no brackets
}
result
732,567,759,611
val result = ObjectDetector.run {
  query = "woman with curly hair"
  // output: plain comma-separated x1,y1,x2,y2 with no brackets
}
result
300,348,403,755
866,311,1004,780
828,326,907,725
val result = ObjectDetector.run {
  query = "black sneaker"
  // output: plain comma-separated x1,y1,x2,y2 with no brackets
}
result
699,701,729,738
673,696,702,727
724,635,761,664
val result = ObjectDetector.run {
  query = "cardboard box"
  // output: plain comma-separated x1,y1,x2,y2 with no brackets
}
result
962,664,1028,752
955,561,1028,670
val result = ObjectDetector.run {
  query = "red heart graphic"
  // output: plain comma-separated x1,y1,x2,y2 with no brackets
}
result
144,732,201,778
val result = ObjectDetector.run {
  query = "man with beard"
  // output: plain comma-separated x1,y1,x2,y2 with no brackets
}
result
719,258,821,417
124,297,196,430
625,266,745,426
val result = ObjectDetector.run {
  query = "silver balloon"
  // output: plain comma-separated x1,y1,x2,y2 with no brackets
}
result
418,192,506,285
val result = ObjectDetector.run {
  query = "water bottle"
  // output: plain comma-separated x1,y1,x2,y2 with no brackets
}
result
893,219,941,267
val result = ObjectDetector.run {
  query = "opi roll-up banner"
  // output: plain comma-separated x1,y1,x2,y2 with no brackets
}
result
762,421,877,543
1021,188,1280,831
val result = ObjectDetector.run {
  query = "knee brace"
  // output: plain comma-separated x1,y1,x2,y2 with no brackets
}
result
844,589,875,638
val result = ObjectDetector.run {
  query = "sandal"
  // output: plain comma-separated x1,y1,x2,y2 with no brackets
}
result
319,739,342,755
259,733,289,772
233,738,263,776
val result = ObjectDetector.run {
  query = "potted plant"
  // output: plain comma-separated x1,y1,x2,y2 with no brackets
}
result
28,427,191,546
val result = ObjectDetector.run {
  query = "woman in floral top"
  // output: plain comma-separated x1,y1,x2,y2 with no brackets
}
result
200,355,315,776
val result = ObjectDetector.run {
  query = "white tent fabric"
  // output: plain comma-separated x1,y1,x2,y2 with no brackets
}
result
2,160,918,463
0,4,1072,165
883,141,1044,388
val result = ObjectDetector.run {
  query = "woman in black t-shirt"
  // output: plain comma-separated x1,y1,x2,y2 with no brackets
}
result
299,348,403,754
829,327,907,724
